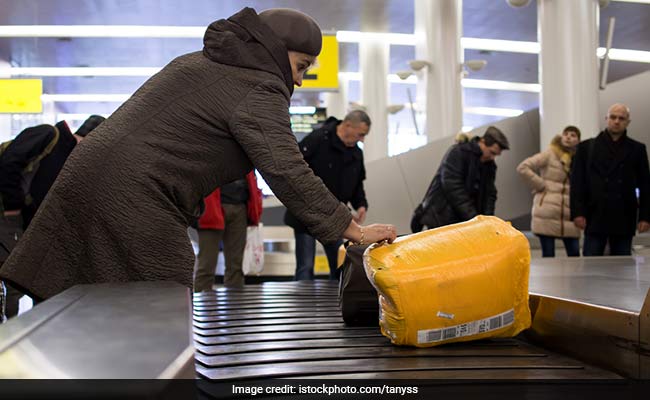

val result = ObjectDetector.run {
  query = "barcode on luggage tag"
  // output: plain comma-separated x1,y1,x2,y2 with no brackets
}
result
417,309,515,344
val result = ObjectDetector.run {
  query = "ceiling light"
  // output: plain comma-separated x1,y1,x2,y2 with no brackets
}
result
342,72,536,91
602,48,650,63
506,0,532,7
461,37,540,54
336,31,416,46
387,104,405,114
2,27,648,63
41,94,130,102
0,67,161,77
464,106,524,117
395,71,413,80
388,74,418,84
462,78,541,93
0,25,204,38
464,59,488,72
288,106,316,114
408,60,432,71
56,113,109,120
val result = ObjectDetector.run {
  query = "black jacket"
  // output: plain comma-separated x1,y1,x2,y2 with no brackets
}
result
0,121,76,229
285,117,368,233
570,130,650,236
411,137,497,232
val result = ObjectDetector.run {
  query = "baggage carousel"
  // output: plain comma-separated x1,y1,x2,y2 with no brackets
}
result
193,280,618,381
0,256,648,394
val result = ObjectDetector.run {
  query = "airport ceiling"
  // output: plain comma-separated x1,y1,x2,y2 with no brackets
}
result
0,0,649,128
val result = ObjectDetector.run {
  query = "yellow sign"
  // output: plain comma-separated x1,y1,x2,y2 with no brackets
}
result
299,35,339,91
0,79,43,113
314,255,330,275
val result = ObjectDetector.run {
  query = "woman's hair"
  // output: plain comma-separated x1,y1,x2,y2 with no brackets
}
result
563,125,581,140
455,132,469,144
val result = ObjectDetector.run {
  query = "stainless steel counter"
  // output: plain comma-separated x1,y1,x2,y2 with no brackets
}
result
530,256,650,312
0,281,194,378
527,256,650,378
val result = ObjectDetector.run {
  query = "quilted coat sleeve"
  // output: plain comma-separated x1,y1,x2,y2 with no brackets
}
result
228,80,352,243
440,146,477,221
516,151,548,193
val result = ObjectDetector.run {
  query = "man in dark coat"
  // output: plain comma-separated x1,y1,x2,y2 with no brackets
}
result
411,127,509,232
284,110,370,280
570,103,650,256
0,8,396,305
0,115,104,319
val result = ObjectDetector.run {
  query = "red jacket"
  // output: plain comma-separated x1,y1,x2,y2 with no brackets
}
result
198,172,263,230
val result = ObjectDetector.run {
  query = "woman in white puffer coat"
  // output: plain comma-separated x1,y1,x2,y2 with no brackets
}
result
517,126,581,257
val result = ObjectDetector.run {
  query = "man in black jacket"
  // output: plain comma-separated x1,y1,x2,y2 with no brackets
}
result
411,126,509,232
0,115,104,321
570,103,650,256
284,110,370,280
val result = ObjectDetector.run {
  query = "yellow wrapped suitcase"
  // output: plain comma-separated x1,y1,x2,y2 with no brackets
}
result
364,215,531,347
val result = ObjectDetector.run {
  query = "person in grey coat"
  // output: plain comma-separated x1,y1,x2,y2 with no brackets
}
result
0,7,396,305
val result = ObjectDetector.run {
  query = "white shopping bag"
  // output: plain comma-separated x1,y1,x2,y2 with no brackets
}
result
242,223,264,275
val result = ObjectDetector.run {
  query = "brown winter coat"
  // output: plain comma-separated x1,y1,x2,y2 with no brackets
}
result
0,8,351,300
517,136,580,238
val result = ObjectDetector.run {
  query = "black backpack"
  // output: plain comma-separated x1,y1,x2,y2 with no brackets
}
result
0,125,60,213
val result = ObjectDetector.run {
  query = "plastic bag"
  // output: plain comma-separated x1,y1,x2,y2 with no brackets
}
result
242,223,264,275
364,215,531,347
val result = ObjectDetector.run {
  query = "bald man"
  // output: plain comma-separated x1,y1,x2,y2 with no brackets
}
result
570,103,650,256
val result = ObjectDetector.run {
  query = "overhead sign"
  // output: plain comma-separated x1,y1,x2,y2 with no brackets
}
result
0,79,43,113
299,35,339,91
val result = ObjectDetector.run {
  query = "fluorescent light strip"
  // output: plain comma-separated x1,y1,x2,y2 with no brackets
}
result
462,78,541,93
461,37,540,54
288,106,316,114
1,67,161,77
42,94,130,102
56,113,109,120
613,0,650,4
465,106,523,117
1,26,648,63
388,74,418,84
0,25,204,38
336,31,415,46
46,93,521,118
341,72,539,93
603,48,650,63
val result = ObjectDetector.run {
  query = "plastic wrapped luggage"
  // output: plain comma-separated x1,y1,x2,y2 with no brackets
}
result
364,215,531,347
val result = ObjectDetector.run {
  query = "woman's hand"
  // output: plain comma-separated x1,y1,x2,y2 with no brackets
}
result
343,219,397,245
362,223,397,244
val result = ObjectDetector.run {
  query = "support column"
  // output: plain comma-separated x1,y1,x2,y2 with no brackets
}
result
323,75,349,120
360,37,389,162
414,0,463,142
0,60,11,142
538,0,600,145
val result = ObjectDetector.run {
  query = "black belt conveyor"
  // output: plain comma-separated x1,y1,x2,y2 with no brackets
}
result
193,281,619,381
